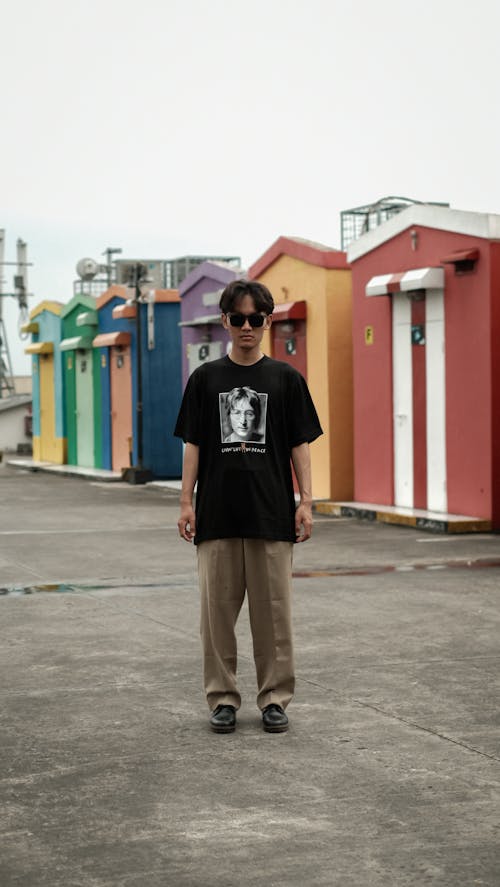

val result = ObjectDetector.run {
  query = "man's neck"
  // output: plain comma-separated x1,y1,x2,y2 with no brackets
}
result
227,346,265,366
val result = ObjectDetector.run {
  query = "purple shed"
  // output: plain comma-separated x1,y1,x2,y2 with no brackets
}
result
178,261,243,386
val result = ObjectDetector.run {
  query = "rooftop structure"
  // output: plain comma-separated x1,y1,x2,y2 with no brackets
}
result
340,196,449,251
75,254,241,297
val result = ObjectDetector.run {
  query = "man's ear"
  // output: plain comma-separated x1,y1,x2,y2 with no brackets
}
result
221,313,229,330
265,314,273,329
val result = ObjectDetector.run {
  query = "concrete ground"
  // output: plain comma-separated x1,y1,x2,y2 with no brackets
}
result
1,461,500,887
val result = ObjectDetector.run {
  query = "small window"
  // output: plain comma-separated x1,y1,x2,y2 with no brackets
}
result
454,259,476,274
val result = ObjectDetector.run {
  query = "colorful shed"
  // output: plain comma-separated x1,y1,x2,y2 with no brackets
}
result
178,260,240,386
347,203,500,529
94,286,135,472
24,301,66,463
94,285,183,478
60,294,101,468
248,237,353,501
129,290,183,478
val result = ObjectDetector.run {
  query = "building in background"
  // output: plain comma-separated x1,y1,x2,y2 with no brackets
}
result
94,284,183,478
60,295,101,468
249,237,352,501
23,301,66,463
11,376,32,395
178,261,242,387
0,394,32,454
76,253,242,298
94,286,137,472
115,255,241,291
348,203,500,529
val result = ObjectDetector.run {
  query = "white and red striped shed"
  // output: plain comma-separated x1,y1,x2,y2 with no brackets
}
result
348,204,500,528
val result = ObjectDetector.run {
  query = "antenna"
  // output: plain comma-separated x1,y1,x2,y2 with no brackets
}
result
76,257,100,281
0,231,34,397
102,247,122,286
74,248,122,296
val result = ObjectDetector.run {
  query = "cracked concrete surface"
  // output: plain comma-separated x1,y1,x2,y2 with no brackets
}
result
1,465,500,886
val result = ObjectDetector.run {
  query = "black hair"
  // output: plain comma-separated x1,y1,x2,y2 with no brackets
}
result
219,279,274,315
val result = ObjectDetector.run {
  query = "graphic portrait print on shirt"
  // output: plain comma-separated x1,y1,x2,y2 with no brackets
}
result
219,386,268,444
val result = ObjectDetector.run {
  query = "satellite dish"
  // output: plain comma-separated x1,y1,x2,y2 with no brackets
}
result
76,257,99,280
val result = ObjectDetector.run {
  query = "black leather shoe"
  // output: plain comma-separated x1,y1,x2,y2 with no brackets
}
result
210,704,236,733
262,703,289,733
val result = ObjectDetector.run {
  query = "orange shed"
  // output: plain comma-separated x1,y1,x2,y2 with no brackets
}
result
249,237,353,501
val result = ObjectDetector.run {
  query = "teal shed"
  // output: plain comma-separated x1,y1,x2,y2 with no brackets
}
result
60,294,102,467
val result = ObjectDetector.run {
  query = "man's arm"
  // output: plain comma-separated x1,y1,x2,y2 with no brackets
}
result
178,442,199,542
291,442,313,542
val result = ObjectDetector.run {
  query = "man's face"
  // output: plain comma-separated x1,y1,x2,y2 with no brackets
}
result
222,294,272,350
229,396,257,440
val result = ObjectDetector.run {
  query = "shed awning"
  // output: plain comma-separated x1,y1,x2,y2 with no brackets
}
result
272,300,307,321
441,248,479,264
178,314,222,327
60,336,94,352
21,322,39,334
112,303,136,320
24,341,54,355
93,331,131,348
76,310,98,327
366,267,445,297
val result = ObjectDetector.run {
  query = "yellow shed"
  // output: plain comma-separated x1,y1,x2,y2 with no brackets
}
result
249,237,353,501
24,301,66,463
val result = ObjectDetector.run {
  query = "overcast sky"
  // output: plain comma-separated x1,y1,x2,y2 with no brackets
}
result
2,0,500,373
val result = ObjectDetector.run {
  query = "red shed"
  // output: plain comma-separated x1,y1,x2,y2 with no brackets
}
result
348,204,500,530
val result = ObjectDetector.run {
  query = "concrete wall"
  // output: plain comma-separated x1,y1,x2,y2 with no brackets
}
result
0,401,31,452
12,377,32,395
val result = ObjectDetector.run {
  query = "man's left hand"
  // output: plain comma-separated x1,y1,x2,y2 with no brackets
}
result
295,503,313,542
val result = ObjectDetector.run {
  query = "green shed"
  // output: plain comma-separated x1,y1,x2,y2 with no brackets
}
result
60,294,102,467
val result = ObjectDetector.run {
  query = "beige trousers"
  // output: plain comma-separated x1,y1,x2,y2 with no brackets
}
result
197,538,295,712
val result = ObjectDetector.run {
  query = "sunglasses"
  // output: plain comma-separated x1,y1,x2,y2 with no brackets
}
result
227,312,267,328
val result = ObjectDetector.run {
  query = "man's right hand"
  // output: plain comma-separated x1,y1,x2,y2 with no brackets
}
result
178,505,196,543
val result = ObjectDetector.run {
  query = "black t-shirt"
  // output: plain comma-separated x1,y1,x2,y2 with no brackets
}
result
174,355,323,544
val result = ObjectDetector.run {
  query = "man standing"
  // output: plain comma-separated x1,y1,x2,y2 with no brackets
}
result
174,279,322,734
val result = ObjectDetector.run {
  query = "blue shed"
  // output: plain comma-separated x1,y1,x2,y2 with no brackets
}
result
136,290,182,478
93,285,182,478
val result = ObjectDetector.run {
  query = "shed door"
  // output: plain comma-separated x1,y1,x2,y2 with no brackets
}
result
271,319,307,379
425,289,447,512
39,354,57,461
392,289,447,513
65,353,77,465
110,345,132,471
392,295,413,507
76,350,95,467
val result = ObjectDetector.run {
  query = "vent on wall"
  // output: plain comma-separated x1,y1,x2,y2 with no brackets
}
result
441,248,479,275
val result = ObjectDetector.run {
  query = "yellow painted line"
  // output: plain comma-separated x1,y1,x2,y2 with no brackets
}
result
377,511,417,527
448,520,491,534
313,502,342,515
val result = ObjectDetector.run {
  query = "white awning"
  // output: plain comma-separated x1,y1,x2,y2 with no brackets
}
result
366,267,445,297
